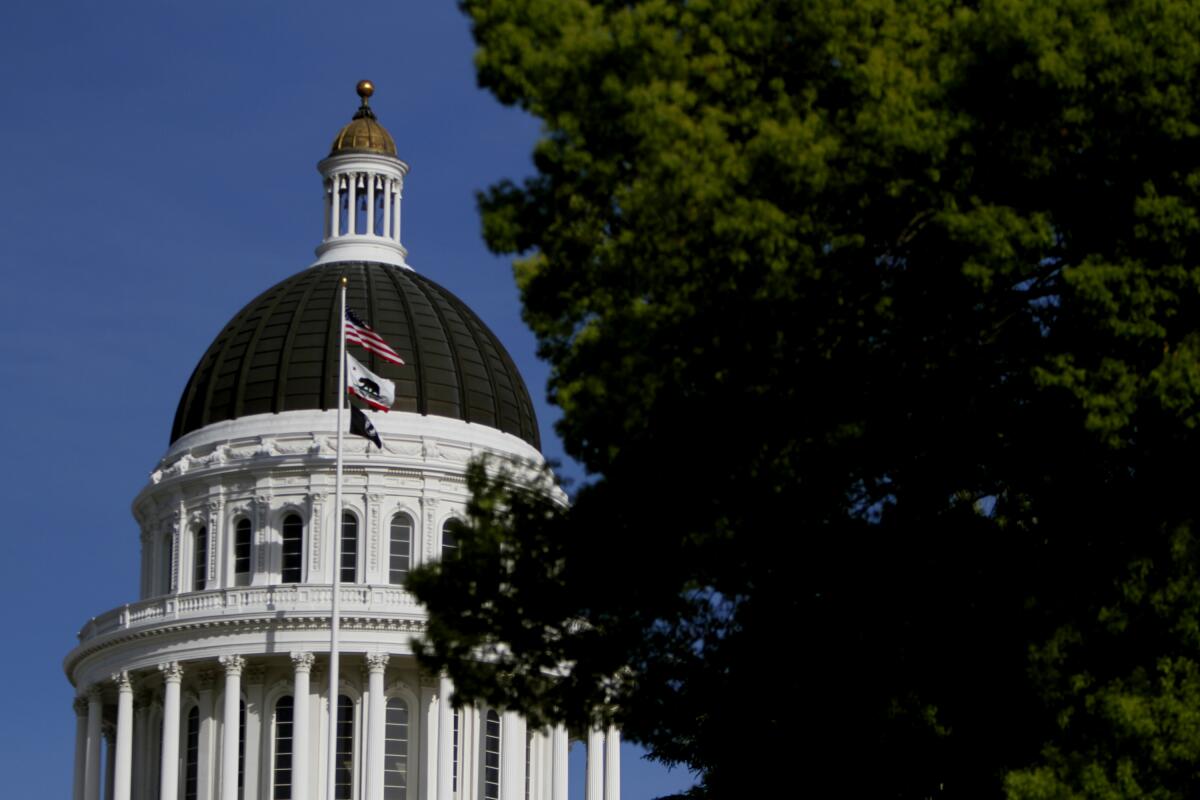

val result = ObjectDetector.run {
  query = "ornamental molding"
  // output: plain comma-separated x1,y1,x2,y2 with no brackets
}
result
67,613,427,677
195,668,217,691
243,665,267,685
73,696,88,715
290,651,316,673
111,670,133,692
159,662,184,683
218,654,246,675
365,652,390,673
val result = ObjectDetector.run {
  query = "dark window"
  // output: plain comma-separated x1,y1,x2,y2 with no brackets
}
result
235,519,252,582
341,513,358,583
273,695,294,799
441,521,458,561
389,515,412,586
193,528,207,591
484,710,501,800
336,695,354,799
185,706,200,800
384,698,409,800
163,534,174,594
452,710,459,792
281,515,303,583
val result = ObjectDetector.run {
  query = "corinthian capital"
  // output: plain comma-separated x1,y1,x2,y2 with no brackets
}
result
219,655,246,676
158,662,184,683
291,651,316,673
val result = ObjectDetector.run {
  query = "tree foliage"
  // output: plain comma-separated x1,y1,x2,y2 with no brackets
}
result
407,1,1200,796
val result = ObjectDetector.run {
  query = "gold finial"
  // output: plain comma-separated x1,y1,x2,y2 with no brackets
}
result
356,80,375,105
340,276,349,287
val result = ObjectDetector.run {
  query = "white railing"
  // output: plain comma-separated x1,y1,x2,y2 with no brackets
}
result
77,584,422,643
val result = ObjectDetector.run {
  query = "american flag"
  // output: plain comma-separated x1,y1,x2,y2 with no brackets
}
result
345,308,405,366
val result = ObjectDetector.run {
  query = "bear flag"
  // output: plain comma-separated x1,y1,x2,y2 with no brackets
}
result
346,352,396,411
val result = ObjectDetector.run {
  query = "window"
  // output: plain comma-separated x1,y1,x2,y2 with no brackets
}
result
389,514,412,585
281,515,303,583
193,528,207,591
341,512,358,583
441,521,458,561
335,695,354,800
452,710,459,793
235,519,252,585
185,706,200,800
525,731,532,800
384,698,409,800
484,710,501,800
273,696,294,799
163,533,174,594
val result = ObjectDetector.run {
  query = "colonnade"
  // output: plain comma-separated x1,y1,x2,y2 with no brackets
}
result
72,654,620,800
325,171,403,242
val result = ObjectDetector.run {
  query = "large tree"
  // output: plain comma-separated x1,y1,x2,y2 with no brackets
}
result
408,1,1200,796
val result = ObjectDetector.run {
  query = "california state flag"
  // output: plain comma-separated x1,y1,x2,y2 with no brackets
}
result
346,353,395,411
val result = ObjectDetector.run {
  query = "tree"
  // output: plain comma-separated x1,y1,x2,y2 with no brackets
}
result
407,1,1200,796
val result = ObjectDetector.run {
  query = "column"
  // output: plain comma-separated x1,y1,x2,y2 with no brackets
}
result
420,682,437,800
585,729,603,800
332,175,342,237
382,178,392,239
220,656,245,800
366,173,376,235
113,672,135,800
291,652,315,800
197,669,216,800
324,178,333,239
74,697,89,800
603,727,619,800
160,663,183,800
133,700,147,800
243,666,266,800
393,185,401,242
551,726,567,800
501,712,525,800
85,687,103,800
348,173,357,235
436,676,453,800
365,654,389,800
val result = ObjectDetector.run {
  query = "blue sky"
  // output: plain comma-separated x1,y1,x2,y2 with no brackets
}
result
0,3,694,797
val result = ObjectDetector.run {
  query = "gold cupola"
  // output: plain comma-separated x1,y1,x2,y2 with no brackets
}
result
329,80,398,156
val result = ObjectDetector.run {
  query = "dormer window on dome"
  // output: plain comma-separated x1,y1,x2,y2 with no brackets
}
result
315,80,410,269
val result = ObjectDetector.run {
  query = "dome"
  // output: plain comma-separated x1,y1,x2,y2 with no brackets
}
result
171,260,540,448
329,82,397,156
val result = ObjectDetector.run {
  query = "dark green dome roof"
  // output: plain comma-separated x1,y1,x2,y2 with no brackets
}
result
172,261,540,448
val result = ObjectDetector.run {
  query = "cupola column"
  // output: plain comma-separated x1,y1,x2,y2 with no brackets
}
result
84,686,103,800
331,175,342,237
291,652,315,800
220,655,245,800
382,178,392,239
347,172,357,235
392,181,401,242
112,672,135,800
159,662,184,800
366,173,376,236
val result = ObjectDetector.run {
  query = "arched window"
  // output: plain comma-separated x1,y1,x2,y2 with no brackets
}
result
441,520,458,561
185,706,200,800
193,527,207,591
389,514,412,585
281,515,303,584
273,695,294,799
335,695,355,799
341,512,358,583
234,518,252,586
484,710,501,800
384,697,409,800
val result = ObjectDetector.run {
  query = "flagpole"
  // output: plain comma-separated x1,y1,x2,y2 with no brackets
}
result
327,276,347,800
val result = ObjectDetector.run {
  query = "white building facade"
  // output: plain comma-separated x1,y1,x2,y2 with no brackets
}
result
64,83,620,800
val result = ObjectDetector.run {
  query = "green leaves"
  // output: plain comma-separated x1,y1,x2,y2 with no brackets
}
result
417,1,1200,796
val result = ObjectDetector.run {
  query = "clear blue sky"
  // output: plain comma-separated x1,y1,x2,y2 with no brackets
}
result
0,3,694,797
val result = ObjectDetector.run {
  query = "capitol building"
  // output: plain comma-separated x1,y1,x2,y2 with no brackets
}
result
64,83,620,800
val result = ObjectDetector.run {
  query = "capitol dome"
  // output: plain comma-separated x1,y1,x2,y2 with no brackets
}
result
63,84,620,800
